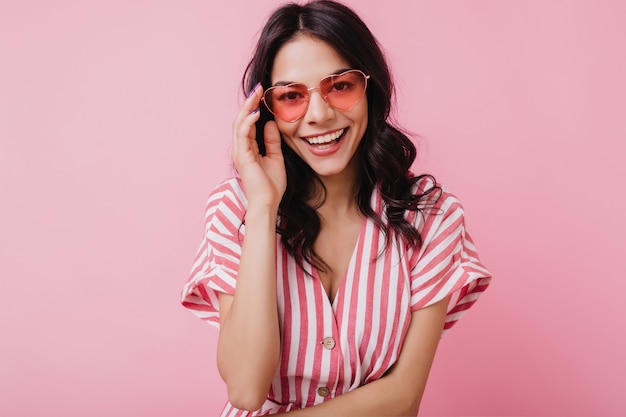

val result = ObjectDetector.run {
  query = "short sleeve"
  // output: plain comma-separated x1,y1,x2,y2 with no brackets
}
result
180,178,247,329
408,188,491,334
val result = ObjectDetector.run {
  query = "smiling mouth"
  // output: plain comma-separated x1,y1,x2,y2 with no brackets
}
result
303,128,346,146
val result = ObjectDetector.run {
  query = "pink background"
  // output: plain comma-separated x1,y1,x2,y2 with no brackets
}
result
1,1,625,416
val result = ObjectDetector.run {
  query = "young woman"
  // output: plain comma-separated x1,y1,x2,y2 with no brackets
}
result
182,1,491,415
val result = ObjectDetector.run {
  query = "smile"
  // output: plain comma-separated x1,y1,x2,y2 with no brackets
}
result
303,128,346,145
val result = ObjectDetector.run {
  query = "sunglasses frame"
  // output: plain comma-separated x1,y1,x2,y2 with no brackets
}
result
261,69,371,123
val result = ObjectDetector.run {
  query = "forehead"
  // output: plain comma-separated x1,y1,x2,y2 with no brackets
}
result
271,35,351,84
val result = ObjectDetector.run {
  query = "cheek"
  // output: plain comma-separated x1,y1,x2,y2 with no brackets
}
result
359,100,369,125
350,108,368,135
275,122,298,143
348,99,369,128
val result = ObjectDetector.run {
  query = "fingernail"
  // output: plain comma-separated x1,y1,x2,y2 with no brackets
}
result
247,82,261,98
251,107,259,115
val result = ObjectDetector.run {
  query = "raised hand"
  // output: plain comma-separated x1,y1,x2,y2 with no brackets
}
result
232,83,286,210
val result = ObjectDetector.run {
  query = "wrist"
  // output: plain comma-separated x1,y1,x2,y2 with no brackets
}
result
244,205,279,227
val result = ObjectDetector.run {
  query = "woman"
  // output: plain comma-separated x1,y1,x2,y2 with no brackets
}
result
182,1,491,415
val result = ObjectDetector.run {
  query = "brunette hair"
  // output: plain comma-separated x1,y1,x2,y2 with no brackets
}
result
242,0,440,272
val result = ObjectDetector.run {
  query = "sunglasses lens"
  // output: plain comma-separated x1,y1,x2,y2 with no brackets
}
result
264,84,309,122
320,70,368,110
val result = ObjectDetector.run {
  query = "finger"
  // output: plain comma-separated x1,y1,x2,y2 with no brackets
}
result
232,85,263,158
263,120,283,159
233,110,261,160
233,83,263,130
249,121,260,156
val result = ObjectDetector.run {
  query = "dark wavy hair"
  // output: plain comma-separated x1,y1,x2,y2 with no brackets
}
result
242,0,440,272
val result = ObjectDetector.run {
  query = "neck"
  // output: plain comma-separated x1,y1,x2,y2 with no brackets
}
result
311,158,361,216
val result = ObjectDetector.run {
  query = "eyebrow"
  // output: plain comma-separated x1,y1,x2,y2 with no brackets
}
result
272,68,352,87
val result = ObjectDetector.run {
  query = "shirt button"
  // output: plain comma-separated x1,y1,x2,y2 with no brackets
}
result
317,386,330,397
321,337,336,350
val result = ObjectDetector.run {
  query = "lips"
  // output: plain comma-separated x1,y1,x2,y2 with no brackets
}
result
299,128,348,157
302,128,346,146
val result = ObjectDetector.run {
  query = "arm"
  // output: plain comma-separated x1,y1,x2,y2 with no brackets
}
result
216,85,286,411
277,296,450,416
216,212,279,411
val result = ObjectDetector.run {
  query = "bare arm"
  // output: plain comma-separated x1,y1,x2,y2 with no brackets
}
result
216,84,286,411
276,296,450,416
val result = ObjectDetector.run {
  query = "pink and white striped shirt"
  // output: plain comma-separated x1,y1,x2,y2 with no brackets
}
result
181,175,491,416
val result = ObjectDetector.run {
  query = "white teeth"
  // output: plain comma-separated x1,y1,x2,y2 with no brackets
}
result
305,129,344,145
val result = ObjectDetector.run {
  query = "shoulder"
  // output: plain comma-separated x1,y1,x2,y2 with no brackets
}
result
407,174,465,230
205,177,247,209
369,174,462,222
203,177,247,226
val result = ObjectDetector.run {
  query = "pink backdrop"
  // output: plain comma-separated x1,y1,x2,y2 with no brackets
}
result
1,1,625,416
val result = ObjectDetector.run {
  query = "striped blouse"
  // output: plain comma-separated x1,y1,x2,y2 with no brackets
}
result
181,175,491,416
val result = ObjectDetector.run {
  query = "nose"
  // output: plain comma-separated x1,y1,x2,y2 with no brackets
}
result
303,88,334,124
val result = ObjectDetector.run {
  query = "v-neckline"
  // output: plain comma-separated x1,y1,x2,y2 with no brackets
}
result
311,214,369,309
